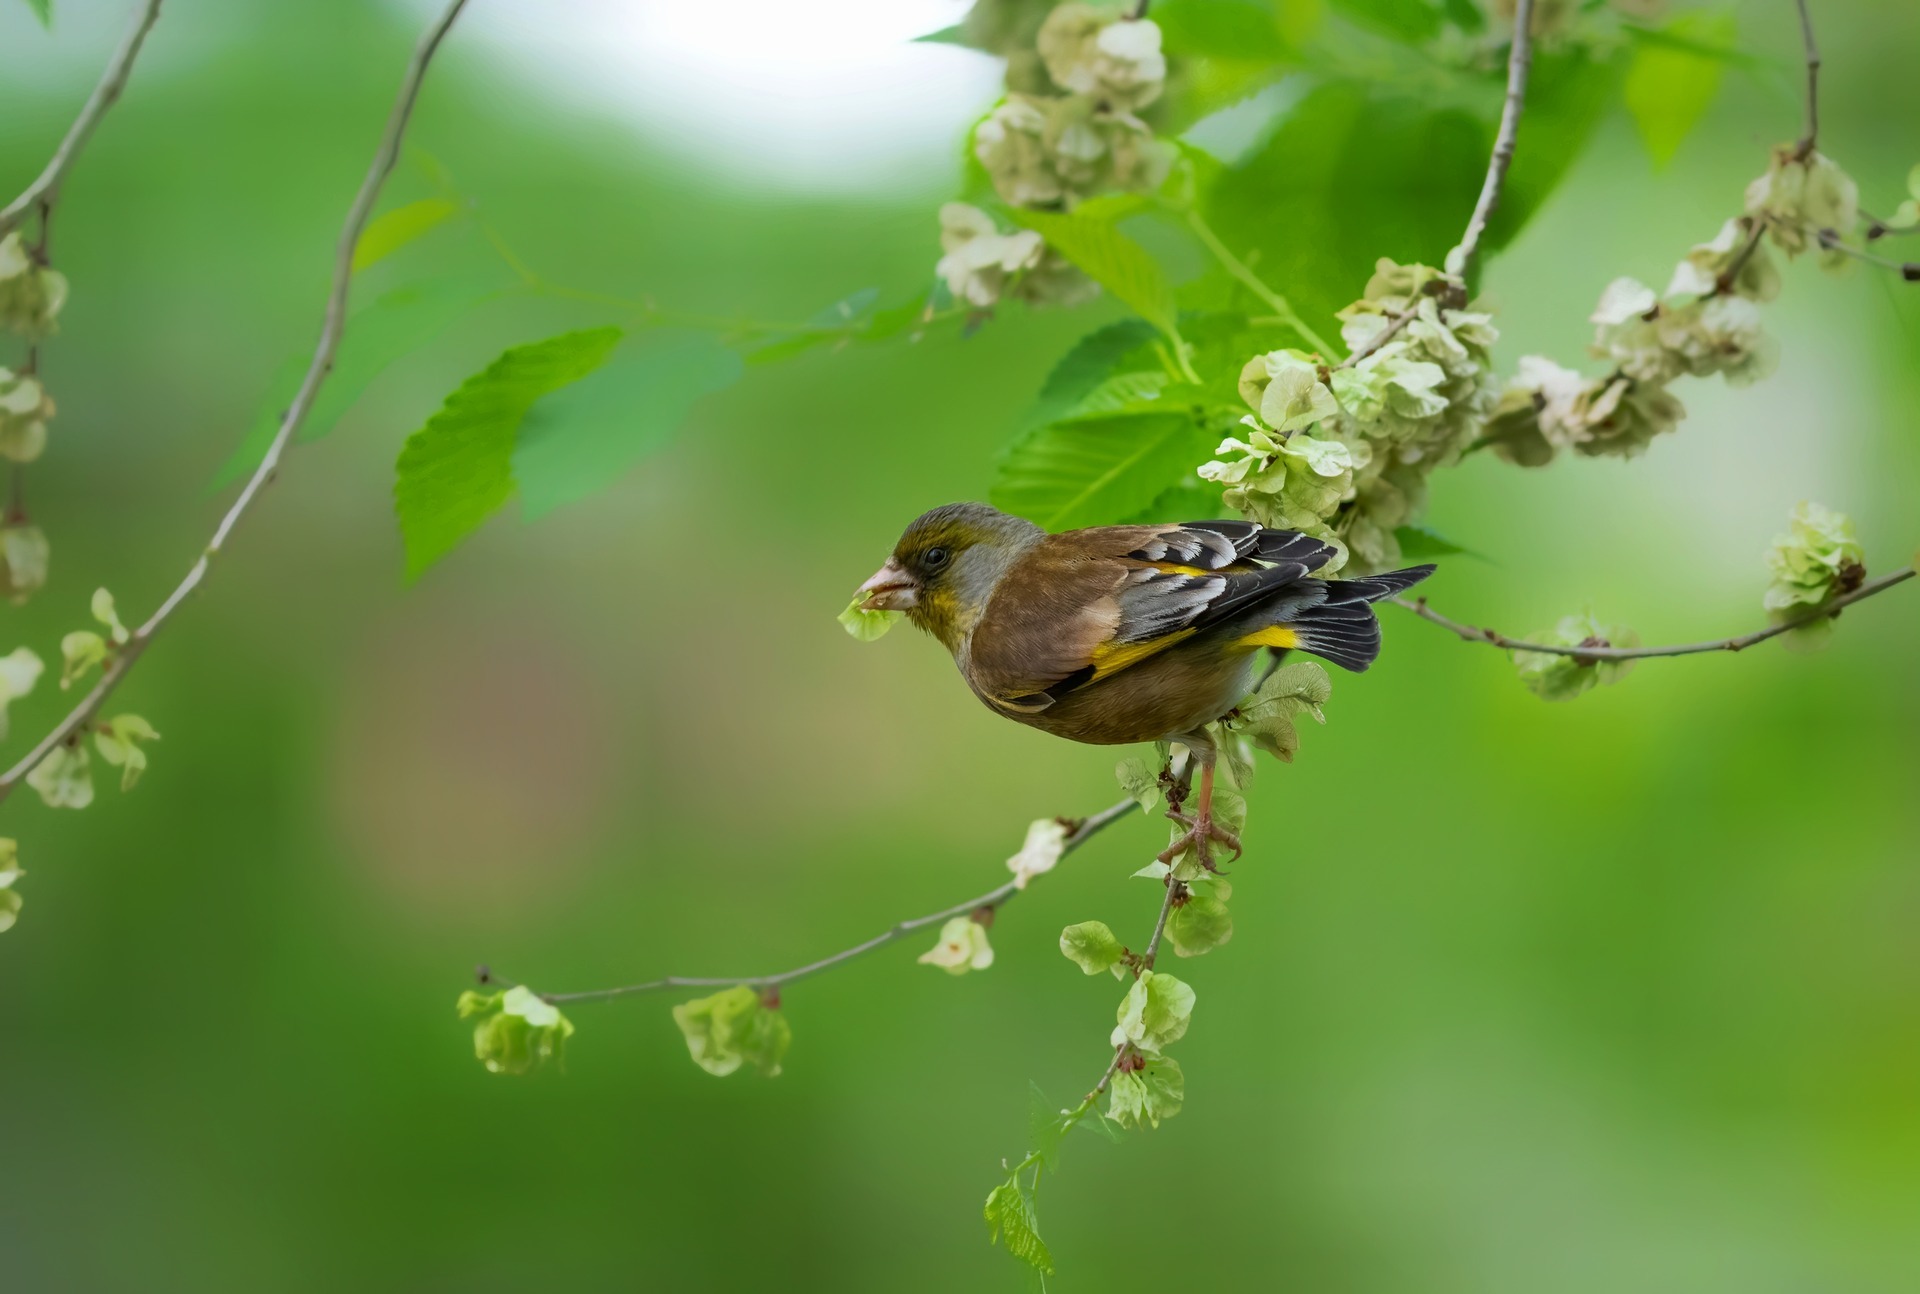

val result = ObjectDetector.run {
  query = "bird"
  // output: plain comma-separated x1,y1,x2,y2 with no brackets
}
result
855,502,1433,869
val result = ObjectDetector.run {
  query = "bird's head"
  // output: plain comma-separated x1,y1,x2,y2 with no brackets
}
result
858,502,1044,650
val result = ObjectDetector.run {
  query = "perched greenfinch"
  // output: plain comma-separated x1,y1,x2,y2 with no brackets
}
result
857,502,1432,865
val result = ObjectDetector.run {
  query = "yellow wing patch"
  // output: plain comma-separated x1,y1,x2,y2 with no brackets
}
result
1089,629,1196,681
1233,625,1299,650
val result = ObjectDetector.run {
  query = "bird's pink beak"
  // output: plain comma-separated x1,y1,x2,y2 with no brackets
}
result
858,559,918,611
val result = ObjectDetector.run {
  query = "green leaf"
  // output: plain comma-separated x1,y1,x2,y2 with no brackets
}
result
1153,0,1295,62
1028,319,1160,428
26,740,91,810
20,0,50,28
1205,79,1486,333
1107,1053,1185,1129
351,197,462,273
458,985,576,1075
1329,0,1442,45
912,23,968,46
1392,523,1477,560
394,327,622,578
1482,48,1622,257
1027,1082,1065,1174
1060,920,1126,976
0,841,21,934
1113,970,1195,1053
1623,12,1736,169
218,275,498,487
1122,476,1227,525
838,593,900,642
984,1176,1054,1276
512,331,742,520
94,714,159,792
1115,756,1162,812
993,410,1220,532
670,984,792,1077
1010,209,1180,339
1168,893,1234,957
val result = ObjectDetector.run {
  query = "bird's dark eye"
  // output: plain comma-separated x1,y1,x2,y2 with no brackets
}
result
923,546,951,570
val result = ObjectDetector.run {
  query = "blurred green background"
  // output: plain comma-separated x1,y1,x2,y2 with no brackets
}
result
2,0,1917,1289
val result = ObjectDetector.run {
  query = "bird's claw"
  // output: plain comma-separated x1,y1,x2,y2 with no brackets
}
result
1157,811,1240,874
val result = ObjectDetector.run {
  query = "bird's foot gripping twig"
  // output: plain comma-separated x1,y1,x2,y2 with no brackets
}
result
1158,808,1242,873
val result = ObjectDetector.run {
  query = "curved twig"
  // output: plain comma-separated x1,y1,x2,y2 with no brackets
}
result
1391,566,1914,661
1793,0,1820,157
1446,0,1535,278
542,798,1140,1004
1,0,165,233
1343,0,1534,370
0,0,472,804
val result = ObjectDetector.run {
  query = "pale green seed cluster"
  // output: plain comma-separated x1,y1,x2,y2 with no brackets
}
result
1486,149,1860,467
1202,260,1498,573
1762,501,1865,649
1511,613,1639,702
935,6,1171,309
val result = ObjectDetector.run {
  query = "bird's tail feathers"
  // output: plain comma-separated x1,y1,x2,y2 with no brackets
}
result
1270,565,1434,673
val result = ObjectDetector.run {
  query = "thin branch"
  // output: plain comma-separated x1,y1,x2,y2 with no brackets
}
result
1815,228,1919,280
1792,0,1820,157
1183,208,1337,356
541,798,1140,1004
0,0,165,233
1339,309,1414,369
0,0,472,804
1861,212,1920,241
1392,567,1913,661
1343,0,1535,370
1445,0,1535,279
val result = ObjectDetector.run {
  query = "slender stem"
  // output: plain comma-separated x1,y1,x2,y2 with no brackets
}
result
1138,864,1182,971
1339,309,1414,369
0,0,473,804
541,798,1139,1004
1815,229,1917,278
1183,208,1337,356
1391,567,1913,661
1445,0,1535,278
1793,0,1820,157
1711,218,1768,296
1,0,165,233
1342,0,1535,372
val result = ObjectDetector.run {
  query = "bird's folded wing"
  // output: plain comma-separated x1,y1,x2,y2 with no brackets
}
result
968,522,1337,712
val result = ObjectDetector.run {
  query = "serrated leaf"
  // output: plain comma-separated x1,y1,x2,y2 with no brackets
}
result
394,327,621,578
1392,524,1479,561
1154,0,1294,61
1121,476,1227,525
1028,320,1161,428
1623,12,1735,169
352,197,462,273
1329,0,1442,45
1074,1110,1126,1143
984,1177,1054,1275
1064,370,1172,418
993,410,1219,532
218,275,498,487
512,330,742,520
1011,209,1180,340
1027,1082,1065,1174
